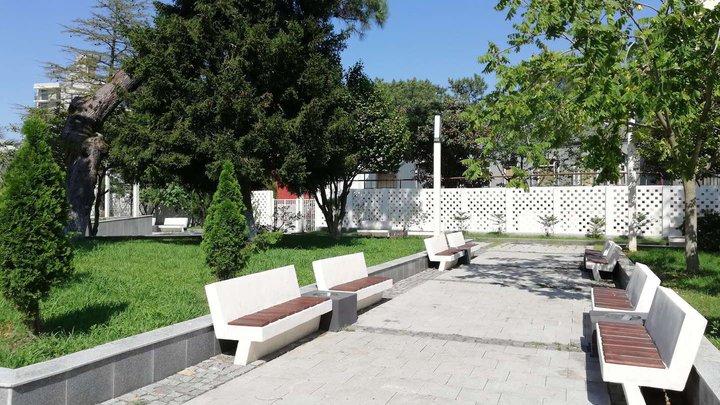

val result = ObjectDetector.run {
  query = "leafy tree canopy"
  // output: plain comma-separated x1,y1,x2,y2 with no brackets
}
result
470,0,720,274
282,64,410,238
113,0,387,215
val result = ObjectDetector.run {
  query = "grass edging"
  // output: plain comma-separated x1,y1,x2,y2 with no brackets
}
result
0,249,430,404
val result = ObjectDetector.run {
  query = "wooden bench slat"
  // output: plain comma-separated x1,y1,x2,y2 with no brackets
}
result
594,295,633,310
593,287,628,296
603,353,665,369
229,296,329,327
331,276,391,292
598,322,666,369
436,248,461,256
457,243,478,249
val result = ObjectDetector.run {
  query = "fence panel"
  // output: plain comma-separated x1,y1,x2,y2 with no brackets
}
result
337,185,720,237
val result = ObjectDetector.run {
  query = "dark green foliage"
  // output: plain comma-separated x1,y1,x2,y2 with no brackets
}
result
202,161,249,280
680,210,720,252
114,0,387,217
0,117,74,333
698,211,720,252
282,64,410,239
378,76,487,186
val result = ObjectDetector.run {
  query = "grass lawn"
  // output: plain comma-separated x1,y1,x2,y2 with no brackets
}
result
626,248,720,349
0,233,424,368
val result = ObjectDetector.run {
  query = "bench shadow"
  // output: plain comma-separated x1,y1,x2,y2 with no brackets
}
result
42,302,129,335
447,257,603,302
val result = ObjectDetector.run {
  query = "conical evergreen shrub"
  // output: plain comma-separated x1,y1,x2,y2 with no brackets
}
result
0,116,74,334
202,161,249,280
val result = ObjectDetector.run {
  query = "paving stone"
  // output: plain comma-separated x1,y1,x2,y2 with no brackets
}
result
104,244,613,405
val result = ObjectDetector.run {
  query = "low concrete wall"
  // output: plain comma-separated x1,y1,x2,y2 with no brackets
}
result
90,215,154,237
617,255,720,405
0,250,431,405
0,317,218,405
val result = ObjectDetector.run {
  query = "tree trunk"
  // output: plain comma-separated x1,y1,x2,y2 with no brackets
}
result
90,168,108,237
683,178,701,275
62,69,140,234
240,184,257,239
25,300,41,335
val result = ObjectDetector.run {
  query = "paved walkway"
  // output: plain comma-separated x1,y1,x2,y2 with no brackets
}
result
182,243,612,405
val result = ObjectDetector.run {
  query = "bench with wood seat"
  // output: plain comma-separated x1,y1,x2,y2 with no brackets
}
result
446,231,483,260
585,241,621,280
158,217,189,232
313,252,393,310
584,240,612,264
596,287,707,404
424,235,463,272
591,263,660,315
205,265,332,365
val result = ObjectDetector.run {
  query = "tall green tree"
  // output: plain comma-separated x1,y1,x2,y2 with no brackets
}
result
202,161,248,280
45,0,149,88
471,1,720,274
110,0,387,234
464,53,587,189
282,64,410,239
379,75,488,186
0,117,74,334
46,0,149,236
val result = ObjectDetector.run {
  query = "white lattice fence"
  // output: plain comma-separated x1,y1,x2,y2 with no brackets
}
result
464,188,506,233
335,185,720,237
510,188,554,233
251,190,273,228
556,187,605,234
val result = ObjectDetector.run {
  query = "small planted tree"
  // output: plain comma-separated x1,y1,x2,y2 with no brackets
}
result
587,216,606,239
0,117,74,334
538,214,561,237
202,161,249,280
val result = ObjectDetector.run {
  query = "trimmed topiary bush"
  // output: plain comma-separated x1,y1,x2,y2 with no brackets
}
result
0,116,74,334
202,161,249,280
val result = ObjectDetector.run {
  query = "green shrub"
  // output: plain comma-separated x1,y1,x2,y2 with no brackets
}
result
202,161,249,280
697,210,720,252
587,216,606,238
0,117,74,334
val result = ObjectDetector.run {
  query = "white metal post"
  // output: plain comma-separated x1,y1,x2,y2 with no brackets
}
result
104,173,111,218
433,115,442,236
627,121,638,251
132,183,140,218
297,196,304,233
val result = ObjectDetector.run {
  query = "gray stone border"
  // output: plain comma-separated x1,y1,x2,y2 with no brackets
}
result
616,253,720,405
0,250,430,405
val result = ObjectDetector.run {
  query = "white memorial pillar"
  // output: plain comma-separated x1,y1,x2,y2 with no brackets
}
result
627,121,638,252
132,183,140,218
104,173,111,218
433,115,442,236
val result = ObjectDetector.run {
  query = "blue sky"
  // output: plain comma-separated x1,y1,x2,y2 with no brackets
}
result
0,0,524,139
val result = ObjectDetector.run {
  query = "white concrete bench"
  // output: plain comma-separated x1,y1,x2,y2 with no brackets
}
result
357,229,390,238
205,265,332,365
158,217,188,232
667,229,686,247
424,235,463,272
591,263,661,315
584,240,612,264
446,231,482,258
313,252,392,310
596,287,707,404
585,242,621,280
